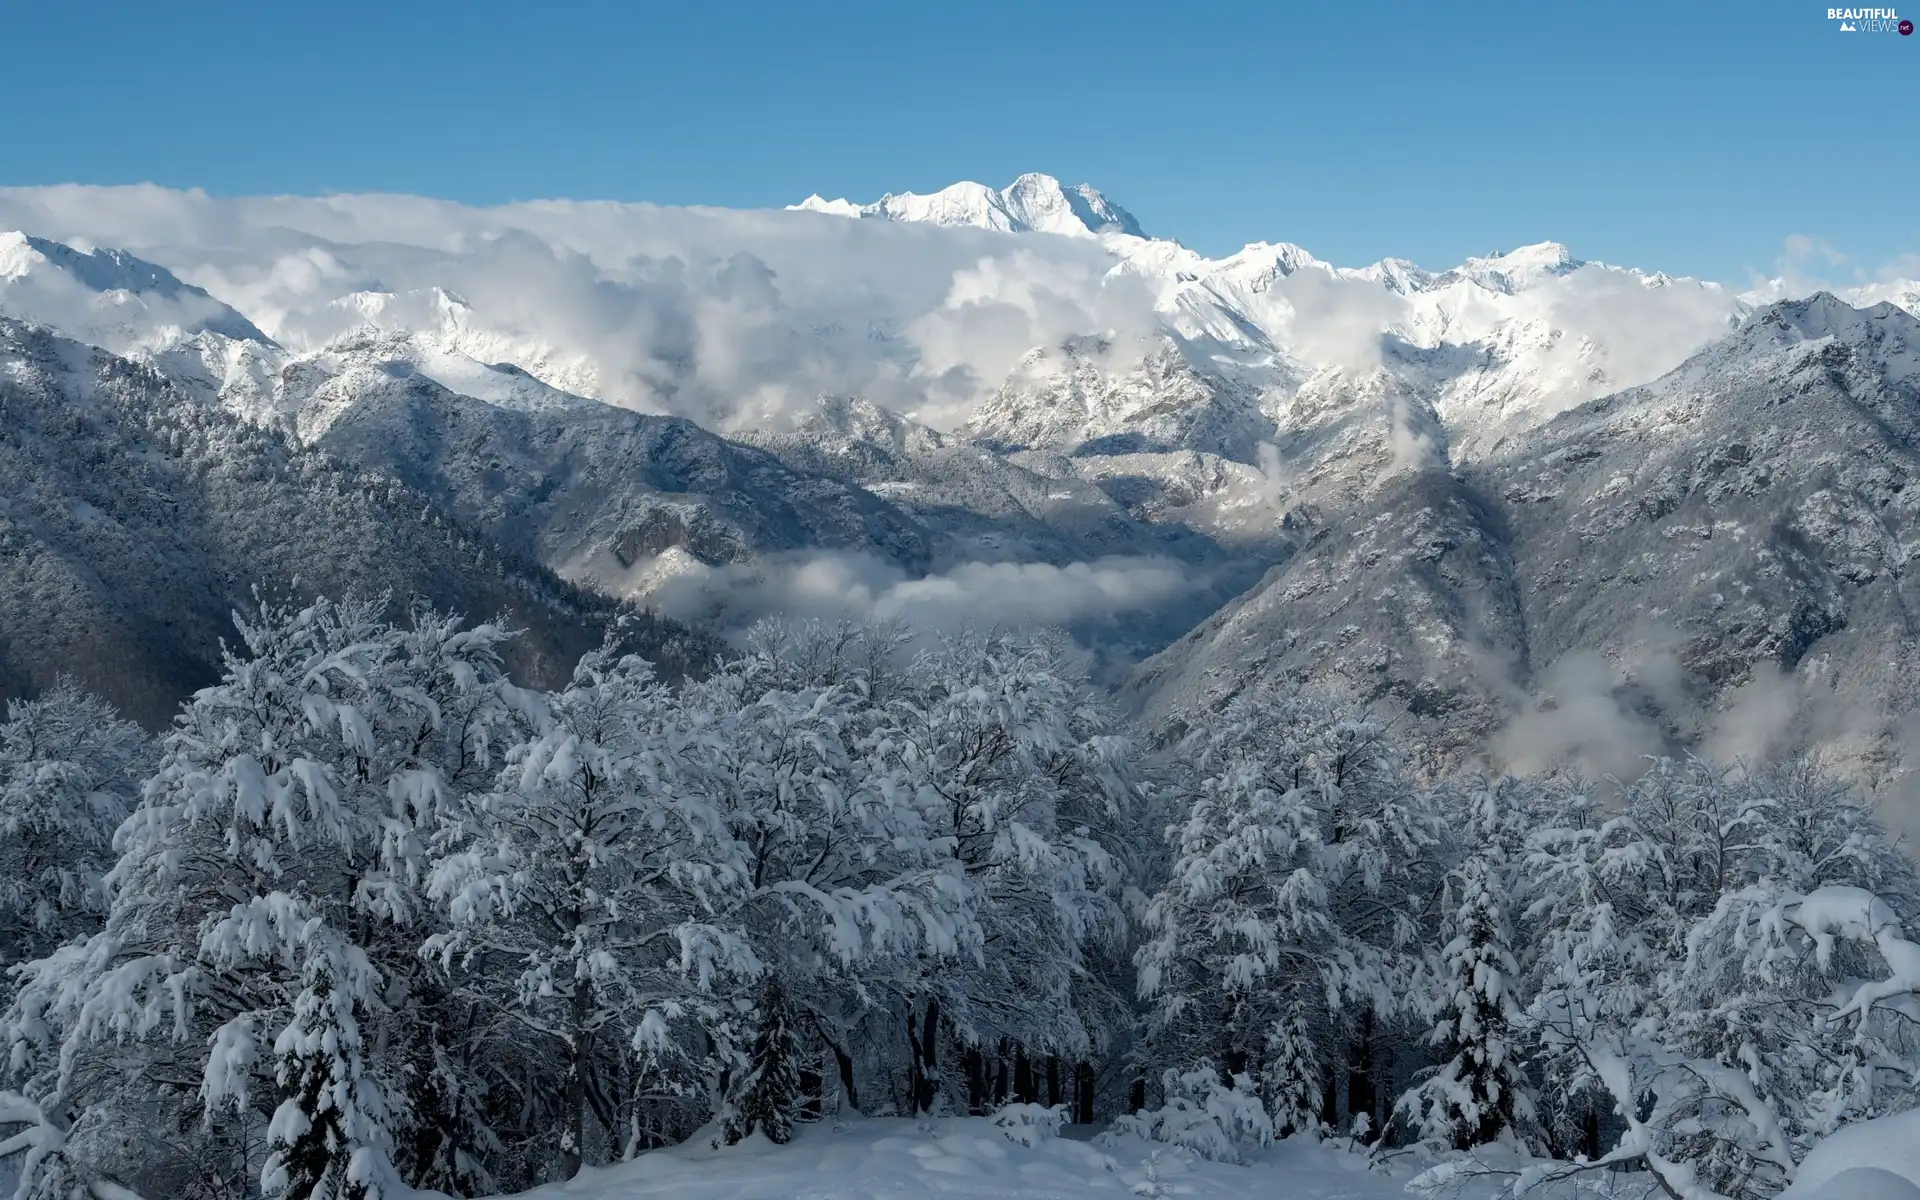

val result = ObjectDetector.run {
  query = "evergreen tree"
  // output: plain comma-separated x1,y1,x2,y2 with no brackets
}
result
1261,1007,1322,1137
1398,846,1535,1150
262,933,391,1200
726,976,803,1145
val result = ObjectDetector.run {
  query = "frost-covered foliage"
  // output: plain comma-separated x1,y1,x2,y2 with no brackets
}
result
1105,1066,1273,1163
0,608,1151,1197
425,639,750,1178
1397,779,1537,1152
2,596,526,1199
1136,680,1442,1144
8,595,1920,1200
989,1101,1068,1148
724,976,804,1146
1514,757,1920,1200
0,682,150,979
880,629,1139,1108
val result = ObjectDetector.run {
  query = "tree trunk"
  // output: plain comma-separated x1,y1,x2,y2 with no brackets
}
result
1013,1046,1035,1105
905,1000,925,1114
1347,1010,1375,1136
831,1040,859,1112
905,997,940,1114
964,1047,987,1115
917,999,940,1114
1223,1047,1249,1080
800,1055,823,1120
1319,1062,1339,1129
1377,1040,1393,1134
1046,1056,1062,1108
561,984,591,1178
992,1050,1010,1106
1076,1061,1096,1125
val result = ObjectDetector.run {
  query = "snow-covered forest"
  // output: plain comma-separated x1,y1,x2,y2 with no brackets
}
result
4,598,1919,1200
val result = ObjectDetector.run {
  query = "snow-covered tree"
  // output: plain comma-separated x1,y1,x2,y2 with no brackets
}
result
2,596,520,1200
1137,680,1441,1132
1260,1007,1323,1137
724,975,802,1145
1516,755,1920,1200
260,918,392,1200
0,680,149,977
880,630,1137,1111
1398,846,1535,1150
1392,776,1542,1151
425,641,748,1180
1105,1065,1274,1163
675,620,1009,1120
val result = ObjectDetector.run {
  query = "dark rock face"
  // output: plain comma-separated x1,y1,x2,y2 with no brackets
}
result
0,320,711,725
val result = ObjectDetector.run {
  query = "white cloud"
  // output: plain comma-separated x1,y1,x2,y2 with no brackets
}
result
1746,234,1920,306
1491,650,1667,780
0,184,1158,433
640,549,1197,636
1703,664,1801,764
1783,233,1850,268
1270,267,1410,373
1534,267,1743,399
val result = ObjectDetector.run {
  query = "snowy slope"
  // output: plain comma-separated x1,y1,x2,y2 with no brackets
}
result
498,1116,1429,1200
6,180,1908,465
0,317,681,725
1781,1110,1920,1200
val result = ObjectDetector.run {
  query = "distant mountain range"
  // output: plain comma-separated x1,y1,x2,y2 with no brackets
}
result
1,177,1915,814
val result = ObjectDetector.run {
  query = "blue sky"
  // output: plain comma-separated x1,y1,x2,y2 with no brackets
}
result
5,0,1916,282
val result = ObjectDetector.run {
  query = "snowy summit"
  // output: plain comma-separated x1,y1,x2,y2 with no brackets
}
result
790,172,1147,238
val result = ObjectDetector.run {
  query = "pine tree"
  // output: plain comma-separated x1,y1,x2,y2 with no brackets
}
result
1261,1008,1322,1137
263,934,391,1200
1398,846,1535,1150
726,976,803,1145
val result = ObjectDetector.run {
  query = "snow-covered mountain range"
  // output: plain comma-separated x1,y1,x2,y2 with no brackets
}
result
2,175,1917,802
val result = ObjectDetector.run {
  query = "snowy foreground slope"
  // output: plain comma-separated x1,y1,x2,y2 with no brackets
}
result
499,1114,1920,1200
502,1117,1433,1200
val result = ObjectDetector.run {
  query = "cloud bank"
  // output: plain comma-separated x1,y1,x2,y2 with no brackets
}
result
638,550,1199,637
0,185,1157,433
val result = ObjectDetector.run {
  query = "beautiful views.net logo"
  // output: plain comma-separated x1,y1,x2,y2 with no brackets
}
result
1828,6,1914,32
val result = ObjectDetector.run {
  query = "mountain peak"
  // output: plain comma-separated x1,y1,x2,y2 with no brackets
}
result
1444,241,1583,293
0,230,271,347
786,174,1146,239
1737,290,1920,353
791,194,862,218
1478,241,1576,268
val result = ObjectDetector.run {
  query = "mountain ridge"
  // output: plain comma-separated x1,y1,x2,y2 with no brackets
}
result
2,181,1917,804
